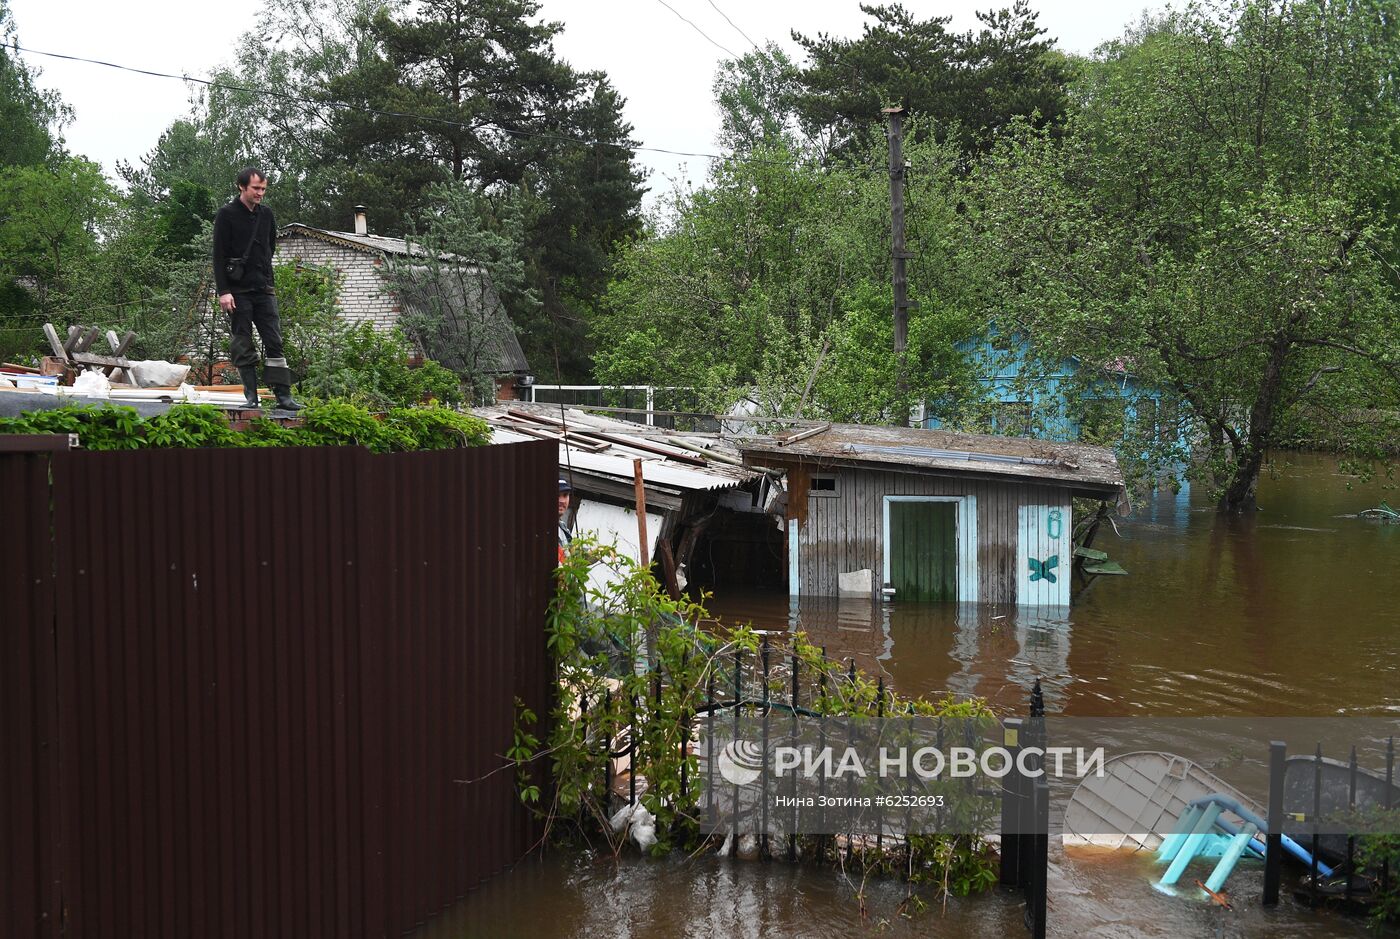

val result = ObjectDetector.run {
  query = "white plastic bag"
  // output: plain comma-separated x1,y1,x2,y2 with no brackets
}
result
129,360,191,388
72,370,111,397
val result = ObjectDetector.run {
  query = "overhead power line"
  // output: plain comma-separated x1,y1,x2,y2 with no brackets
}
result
705,0,764,55
650,0,739,59
12,43,807,169
1,292,176,324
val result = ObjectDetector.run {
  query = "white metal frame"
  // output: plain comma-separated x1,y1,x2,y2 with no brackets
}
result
527,383,679,426
881,495,978,603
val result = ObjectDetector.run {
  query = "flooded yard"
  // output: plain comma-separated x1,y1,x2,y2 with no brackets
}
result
434,452,1398,938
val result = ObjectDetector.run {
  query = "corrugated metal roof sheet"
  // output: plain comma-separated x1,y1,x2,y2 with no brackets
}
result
477,404,760,494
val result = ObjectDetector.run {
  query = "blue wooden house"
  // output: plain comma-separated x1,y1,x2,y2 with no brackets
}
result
925,333,1188,459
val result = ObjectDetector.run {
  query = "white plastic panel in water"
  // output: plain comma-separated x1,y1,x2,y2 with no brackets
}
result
574,499,665,595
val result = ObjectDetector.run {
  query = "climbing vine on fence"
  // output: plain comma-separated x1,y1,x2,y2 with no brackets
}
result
532,538,1000,910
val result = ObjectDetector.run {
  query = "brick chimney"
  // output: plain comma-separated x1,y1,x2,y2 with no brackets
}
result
353,205,368,236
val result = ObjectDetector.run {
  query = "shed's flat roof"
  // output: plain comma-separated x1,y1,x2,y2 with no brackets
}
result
737,423,1125,498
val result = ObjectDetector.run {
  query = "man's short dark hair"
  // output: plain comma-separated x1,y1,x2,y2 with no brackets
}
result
236,167,268,189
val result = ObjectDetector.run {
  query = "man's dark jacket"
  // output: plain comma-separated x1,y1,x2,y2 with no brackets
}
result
212,198,277,295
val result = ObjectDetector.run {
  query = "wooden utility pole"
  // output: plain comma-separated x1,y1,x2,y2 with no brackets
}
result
883,106,913,427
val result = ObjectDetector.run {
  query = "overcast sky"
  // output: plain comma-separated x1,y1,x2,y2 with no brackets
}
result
7,0,1151,200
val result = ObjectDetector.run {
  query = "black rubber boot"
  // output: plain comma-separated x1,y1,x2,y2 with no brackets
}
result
238,366,260,409
271,384,303,411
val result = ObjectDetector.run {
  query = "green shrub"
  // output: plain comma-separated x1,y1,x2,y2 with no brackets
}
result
0,404,146,450
383,404,491,450
275,260,466,409
291,401,391,452
0,399,490,452
142,404,242,448
1359,814,1400,924
236,416,301,448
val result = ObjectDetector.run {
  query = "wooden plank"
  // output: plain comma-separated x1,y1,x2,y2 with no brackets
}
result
71,353,134,369
43,324,69,360
632,459,650,568
776,423,831,446
572,429,708,466
106,330,135,356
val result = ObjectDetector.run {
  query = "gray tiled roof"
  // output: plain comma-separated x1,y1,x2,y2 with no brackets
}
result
278,224,454,260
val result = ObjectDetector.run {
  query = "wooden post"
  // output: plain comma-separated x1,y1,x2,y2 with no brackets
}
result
632,458,649,568
883,105,911,427
633,456,656,667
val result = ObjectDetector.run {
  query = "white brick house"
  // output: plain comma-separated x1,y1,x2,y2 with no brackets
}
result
276,208,530,398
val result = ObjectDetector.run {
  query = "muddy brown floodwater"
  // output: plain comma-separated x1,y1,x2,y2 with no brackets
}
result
430,452,1399,939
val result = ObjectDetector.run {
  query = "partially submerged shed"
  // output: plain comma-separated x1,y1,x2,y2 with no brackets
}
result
737,423,1126,608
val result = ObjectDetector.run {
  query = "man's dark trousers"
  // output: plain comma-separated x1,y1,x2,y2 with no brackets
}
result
228,290,287,375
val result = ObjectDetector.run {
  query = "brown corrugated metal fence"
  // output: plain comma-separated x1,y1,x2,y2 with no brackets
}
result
2,439,556,938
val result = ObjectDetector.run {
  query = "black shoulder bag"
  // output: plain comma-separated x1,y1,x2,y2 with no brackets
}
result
224,214,260,284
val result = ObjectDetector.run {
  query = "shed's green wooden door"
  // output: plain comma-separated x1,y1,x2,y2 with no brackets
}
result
888,501,957,602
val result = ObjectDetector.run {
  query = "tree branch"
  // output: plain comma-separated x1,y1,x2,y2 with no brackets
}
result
1289,364,1343,405
1294,337,1395,367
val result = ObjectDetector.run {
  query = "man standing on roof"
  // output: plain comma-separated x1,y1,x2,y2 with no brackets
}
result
212,167,301,412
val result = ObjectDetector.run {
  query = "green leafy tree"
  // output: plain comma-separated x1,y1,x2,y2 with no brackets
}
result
57,206,216,363
814,281,979,424
791,1,1072,158
974,0,1400,511
0,156,116,313
274,261,466,408
712,43,808,154
120,0,378,223
385,182,537,404
152,180,218,261
594,134,985,422
0,0,66,168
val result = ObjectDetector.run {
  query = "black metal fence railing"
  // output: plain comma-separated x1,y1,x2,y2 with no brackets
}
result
1264,736,1396,909
1000,680,1049,939
572,645,1053,937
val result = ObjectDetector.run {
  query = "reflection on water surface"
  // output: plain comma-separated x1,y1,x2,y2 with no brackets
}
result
430,453,1398,938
